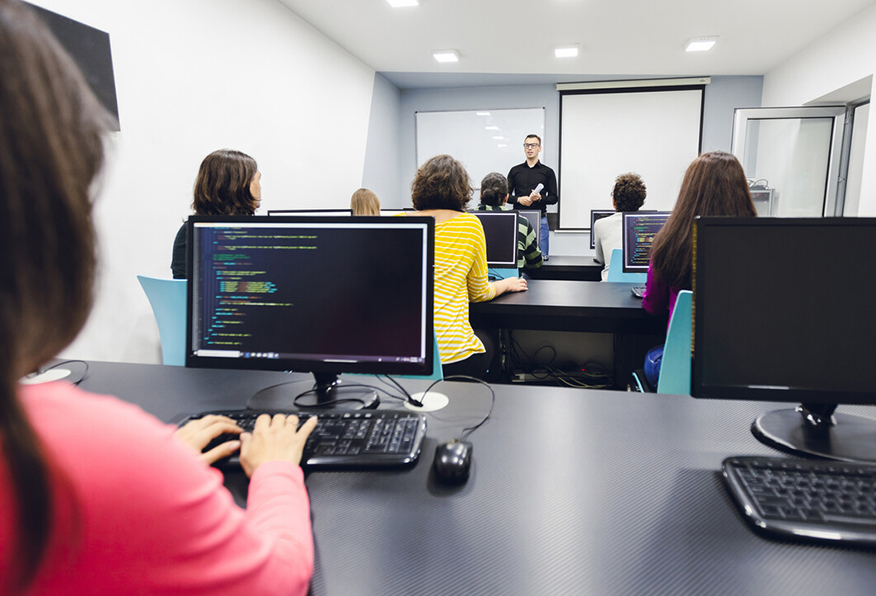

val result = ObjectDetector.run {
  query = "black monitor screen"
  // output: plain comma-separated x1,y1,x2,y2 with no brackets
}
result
692,217,876,404
622,212,670,272
590,210,615,249
471,211,518,268
186,216,434,383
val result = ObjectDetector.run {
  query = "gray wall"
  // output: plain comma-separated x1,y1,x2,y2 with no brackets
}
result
362,75,764,255
362,73,403,207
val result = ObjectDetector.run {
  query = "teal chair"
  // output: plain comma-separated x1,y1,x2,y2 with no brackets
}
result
138,276,187,366
655,290,692,395
606,248,647,283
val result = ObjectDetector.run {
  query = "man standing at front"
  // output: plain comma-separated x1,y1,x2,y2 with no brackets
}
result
507,134,558,258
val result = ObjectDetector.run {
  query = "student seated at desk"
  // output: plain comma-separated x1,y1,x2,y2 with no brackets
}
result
350,187,380,215
171,148,262,279
593,172,647,280
475,172,543,270
0,3,315,594
642,151,756,386
408,155,527,379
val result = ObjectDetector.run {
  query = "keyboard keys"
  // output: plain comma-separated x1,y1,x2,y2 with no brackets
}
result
181,409,426,470
723,456,876,545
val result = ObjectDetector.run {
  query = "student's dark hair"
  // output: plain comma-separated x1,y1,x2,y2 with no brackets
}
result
411,154,472,211
193,149,259,215
351,188,380,216
525,134,541,145
479,172,508,207
612,173,647,212
650,151,756,289
0,0,110,591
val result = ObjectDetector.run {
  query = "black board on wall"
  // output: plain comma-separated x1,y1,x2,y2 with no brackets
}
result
26,2,120,130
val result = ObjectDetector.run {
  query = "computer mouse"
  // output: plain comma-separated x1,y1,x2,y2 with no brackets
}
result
433,440,473,485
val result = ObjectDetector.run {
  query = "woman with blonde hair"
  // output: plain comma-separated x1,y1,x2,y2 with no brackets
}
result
351,187,381,215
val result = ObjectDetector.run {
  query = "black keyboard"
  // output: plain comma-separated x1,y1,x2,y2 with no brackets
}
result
181,409,427,470
723,456,876,546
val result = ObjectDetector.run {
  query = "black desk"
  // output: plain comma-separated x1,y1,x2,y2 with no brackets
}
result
470,279,666,388
77,361,876,595
525,255,602,281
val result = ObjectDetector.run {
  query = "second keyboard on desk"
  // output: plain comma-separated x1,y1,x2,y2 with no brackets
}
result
182,409,427,470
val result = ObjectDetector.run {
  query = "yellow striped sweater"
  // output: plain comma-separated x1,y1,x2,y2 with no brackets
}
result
433,213,496,364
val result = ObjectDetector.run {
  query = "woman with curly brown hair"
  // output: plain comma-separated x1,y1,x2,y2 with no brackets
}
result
409,155,527,378
171,149,262,278
593,172,647,280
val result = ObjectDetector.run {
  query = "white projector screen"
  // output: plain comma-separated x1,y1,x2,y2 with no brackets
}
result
416,108,545,190
559,87,703,230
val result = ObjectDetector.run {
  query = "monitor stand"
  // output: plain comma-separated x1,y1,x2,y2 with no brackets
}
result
247,372,379,411
752,403,876,463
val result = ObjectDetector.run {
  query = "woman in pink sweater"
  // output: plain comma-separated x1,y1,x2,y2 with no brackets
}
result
0,2,316,594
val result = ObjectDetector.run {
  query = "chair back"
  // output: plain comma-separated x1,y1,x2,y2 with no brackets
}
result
606,248,647,283
656,290,692,395
137,276,187,366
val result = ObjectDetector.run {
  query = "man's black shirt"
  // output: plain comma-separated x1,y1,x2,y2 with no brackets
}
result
506,160,558,215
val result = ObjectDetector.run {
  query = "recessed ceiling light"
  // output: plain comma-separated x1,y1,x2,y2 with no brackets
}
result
685,37,718,52
387,0,419,7
555,45,579,58
485,126,499,130
432,50,459,63
476,112,491,116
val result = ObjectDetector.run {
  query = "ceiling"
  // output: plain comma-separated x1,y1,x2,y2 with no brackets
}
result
278,0,876,88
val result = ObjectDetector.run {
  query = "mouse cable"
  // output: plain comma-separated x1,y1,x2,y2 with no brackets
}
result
435,375,496,441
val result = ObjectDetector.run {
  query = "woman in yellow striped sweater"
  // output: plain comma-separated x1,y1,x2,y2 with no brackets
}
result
410,155,528,378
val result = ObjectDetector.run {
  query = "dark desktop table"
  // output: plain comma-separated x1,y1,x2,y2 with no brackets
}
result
470,279,666,388
78,361,876,595
524,255,603,281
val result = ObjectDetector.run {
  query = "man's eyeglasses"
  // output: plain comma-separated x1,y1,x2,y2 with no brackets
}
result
523,143,540,149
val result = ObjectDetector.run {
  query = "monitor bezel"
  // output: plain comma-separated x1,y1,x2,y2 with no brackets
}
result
184,214,435,377
266,208,353,216
690,216,876,406
470,210,520,268
621,211,671,273
516,209,541,248
589,209,615,249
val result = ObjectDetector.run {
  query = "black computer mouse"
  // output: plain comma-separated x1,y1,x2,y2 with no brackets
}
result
433,440,473,485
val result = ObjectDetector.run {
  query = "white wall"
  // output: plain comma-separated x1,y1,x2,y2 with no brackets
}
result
762,2,876,216
31,0,376,363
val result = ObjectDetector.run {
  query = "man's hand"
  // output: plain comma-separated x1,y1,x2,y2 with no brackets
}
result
529,191,542,203
517,195,534,207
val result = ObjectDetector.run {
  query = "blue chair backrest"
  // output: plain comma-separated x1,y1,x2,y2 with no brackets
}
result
656,290,692,395
606,249,647,283
137,276,187,366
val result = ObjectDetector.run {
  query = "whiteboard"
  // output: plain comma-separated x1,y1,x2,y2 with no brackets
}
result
558,88,703,230
416,108,545,190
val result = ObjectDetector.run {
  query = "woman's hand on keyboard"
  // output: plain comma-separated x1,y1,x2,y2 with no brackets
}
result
174,415,243,464
239,414,319,477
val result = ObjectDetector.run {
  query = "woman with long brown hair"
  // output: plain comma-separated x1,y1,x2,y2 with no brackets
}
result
0,2,315,594
642,151,756,385
171,148,262,278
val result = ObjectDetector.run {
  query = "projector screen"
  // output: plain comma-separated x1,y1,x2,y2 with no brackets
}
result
558,86,704,230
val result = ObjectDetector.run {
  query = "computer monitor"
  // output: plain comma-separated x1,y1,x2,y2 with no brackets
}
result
691,216,876,462
186,215,434,410
470,211,518,268
517,209,541,248
267,209,353,216
621,211,671,273
590,209,615,249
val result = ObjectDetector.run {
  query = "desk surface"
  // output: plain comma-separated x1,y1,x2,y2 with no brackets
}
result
78,361,876,595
